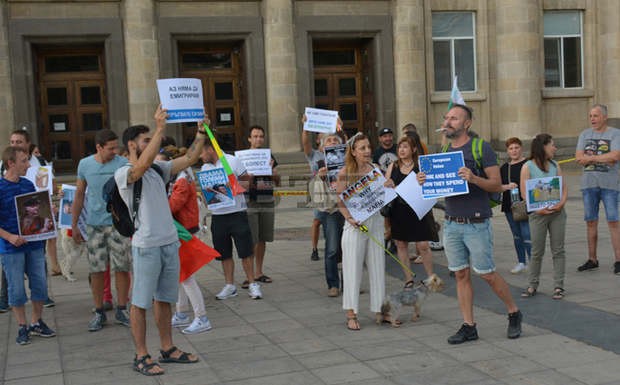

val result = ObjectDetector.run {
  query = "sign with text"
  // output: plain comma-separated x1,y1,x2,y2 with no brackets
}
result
234,149,272,176
525,176,562,212
339,167,397,223
419,151,469,199
303,107,338,133
156,78,205,123
196,168,235,210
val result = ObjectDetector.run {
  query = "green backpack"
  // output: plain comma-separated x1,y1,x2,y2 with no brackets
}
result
442,137,502,208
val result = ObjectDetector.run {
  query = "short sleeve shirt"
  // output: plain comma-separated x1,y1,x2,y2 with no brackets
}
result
372,145,398,172
0,177,44,254
114,160,177,248
77,155,128,226
306,149,325,175
576,127,620,191
200,153,248,215
444,138,498,218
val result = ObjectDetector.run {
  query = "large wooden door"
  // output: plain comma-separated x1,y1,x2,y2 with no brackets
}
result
179,43,246,151
35,46,107,172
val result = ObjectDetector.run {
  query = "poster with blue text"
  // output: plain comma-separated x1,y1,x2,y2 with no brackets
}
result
196,168,235,210
156,78,205,123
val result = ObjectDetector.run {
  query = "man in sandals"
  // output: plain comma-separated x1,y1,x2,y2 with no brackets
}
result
115,106,206,375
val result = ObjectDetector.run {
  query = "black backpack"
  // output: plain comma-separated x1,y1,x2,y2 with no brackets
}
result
102,164,164,237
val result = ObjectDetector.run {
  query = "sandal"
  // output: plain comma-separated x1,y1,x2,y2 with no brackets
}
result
255,275,273,283
552,287,565,300
521,287,537,298
381,316,402,327
404,280,414,289
346,314,360,331
133,354,164,376
241,280,250,289
159,346,199,364
411,255,424,264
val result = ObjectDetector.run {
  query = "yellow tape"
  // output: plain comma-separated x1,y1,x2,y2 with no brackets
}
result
274,190,308,196
558,158,575,164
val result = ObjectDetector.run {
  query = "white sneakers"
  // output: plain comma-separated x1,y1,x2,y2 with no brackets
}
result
171,312,191,327
248,283,262,299
216,284,238,300
182,316,213,334
511,263,527,274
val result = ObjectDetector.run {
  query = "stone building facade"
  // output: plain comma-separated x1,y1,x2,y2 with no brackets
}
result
0,0,618,171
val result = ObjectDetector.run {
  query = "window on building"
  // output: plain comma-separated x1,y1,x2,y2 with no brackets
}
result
544,11,583,88
432,12,476,92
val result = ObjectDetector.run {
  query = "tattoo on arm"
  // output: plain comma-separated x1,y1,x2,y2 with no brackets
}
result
127,167,137,184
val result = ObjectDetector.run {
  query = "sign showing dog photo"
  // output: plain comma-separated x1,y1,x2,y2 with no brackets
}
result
14,190,57,242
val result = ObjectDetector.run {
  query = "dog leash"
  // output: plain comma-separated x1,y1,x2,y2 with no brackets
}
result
357,224,416,279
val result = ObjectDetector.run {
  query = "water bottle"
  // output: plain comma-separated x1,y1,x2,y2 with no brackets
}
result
511,187,520,202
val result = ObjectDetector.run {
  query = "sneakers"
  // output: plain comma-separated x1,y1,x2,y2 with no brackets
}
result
172,312,191,327
43,297,55,308
447,323,479,344
507,310,523,339
0,300,9,313
88,311,107,332
510,262,527,274
311,248,319,261
115,307,130,327
182,316,213,335
64,272,77,282
327,287,339,297
29,319,56,338
91,301,114,313
248,282,262,299
16,325,30,345
215,284,238,300
429,241,444,251
614,261,620,275
577,259,599,272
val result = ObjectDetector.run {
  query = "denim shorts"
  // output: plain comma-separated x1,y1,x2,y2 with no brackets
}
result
582,187,619,222
443,219,496,274
0,247,47,307
131,241,180,309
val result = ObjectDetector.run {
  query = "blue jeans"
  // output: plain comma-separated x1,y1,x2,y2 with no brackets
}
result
0,267,8,306
316,210,344,289
505,211,532,264
0,247,47,307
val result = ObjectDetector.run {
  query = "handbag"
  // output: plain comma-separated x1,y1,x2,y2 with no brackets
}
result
508,164,528,222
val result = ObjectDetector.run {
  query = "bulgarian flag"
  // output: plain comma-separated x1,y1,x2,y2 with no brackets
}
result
202,123,245,196
447,76,465,110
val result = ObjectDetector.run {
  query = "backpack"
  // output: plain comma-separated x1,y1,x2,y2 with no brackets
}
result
442,137,502,208
102,164,164,237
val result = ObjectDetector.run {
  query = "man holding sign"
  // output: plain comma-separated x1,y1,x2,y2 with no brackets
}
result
417,104,522,344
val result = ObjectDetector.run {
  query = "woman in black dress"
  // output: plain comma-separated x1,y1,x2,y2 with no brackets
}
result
385,136,438,288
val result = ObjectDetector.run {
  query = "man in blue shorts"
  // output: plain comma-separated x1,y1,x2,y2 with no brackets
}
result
418,104,522,344
0,146,56,345
115,105,206,375
575,104,620,274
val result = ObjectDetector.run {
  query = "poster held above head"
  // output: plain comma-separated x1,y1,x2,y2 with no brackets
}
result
339,167,397,223
303,107,339,133
156,78,205,123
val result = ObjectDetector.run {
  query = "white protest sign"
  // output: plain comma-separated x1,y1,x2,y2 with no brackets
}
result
234,149,272,176
339,167,397,223
395,171,437,219
25,165,53,196
303,107,338,133
156,78,205,123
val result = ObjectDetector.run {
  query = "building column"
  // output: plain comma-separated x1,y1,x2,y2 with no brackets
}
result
392,0,427,137
0,2,14,144
597,0,620,115
495,0,542,140
122,0,160,126
262,0,299,152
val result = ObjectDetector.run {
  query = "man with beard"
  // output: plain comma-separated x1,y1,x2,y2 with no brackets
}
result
417,104,522,344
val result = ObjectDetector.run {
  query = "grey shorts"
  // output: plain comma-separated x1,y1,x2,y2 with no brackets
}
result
86,225,132,273
131,241,180,309
247,203,275,244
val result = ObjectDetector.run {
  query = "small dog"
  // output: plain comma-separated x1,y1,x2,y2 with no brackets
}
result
378,273,445,327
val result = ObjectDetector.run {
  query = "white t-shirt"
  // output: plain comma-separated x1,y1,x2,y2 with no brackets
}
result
201,153,248,215
114,160,177,248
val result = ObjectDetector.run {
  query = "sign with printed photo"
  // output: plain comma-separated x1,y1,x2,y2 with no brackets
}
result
25,165,53,196
339,167,397,223
324,144,346,191
525,176,562,212
58,184,75,229
14,190,57,241
196,168,235,210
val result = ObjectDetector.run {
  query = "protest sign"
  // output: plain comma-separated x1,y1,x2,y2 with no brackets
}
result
156,78,205,123
25,165,53,196
14,190,57,242
394,171,437,219
196,168,235,210
303,107,339,133
525,176,562,212
234,149,272,176
339,167,397,223
418,151,468,199
58,184,75,229
324,144,346,191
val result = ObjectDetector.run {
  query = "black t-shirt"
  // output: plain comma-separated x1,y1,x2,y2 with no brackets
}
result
372,145,397,172
499,159,527,213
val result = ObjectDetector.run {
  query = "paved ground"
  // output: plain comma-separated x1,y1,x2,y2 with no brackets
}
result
1,172,620,385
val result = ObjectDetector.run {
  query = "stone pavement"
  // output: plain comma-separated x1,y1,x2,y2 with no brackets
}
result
1,172,620,385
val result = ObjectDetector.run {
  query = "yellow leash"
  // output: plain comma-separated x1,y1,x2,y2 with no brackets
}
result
357,224,416,279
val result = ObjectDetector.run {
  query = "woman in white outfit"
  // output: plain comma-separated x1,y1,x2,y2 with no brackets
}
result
336,133,389,331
